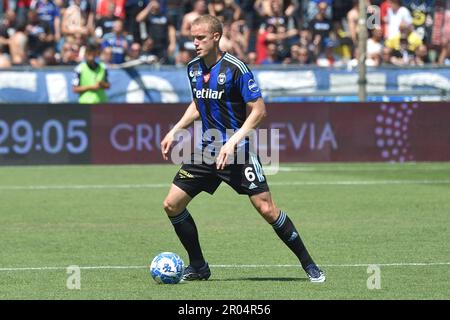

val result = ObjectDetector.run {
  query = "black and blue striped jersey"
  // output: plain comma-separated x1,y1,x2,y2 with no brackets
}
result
187,52,262,147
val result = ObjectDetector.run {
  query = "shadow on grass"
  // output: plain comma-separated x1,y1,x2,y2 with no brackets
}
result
210,277,309,282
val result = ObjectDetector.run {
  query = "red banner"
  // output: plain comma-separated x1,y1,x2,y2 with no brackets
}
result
90,102,450,164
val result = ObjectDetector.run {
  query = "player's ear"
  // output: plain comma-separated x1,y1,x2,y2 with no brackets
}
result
213,32,221,42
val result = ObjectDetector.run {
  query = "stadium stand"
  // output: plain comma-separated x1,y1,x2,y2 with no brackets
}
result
0,0,448,102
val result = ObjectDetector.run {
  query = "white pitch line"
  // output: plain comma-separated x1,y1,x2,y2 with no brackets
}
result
276,166,450,172
0,184,169,190
270,180,450,186
1,262,450,272
1,180,450,191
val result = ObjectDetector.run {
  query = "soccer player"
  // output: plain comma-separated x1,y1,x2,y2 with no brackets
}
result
160,15,325,283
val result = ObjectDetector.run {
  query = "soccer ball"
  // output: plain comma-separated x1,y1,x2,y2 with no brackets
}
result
150,252,185,284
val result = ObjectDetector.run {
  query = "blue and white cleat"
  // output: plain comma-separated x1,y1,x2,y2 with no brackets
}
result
305,264,326,283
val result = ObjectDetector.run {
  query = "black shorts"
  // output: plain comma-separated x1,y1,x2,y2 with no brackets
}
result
173,152,270,198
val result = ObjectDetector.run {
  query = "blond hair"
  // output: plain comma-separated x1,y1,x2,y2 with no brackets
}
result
191,15,223,37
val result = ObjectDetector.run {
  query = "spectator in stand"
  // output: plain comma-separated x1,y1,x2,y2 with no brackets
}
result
282,0,300,20
305,0,332,23
264,0,299,59
385,22,422,54
95,0,116,38
60,0,90,41
254,0,272,20
384,0,412,39
0,0,9,17
309,1,332,56
0,8,14,67
438,41,450,66
316,38,343,67
62,0,94,35
208,0,242,25
136,0,176,64
179,0,207,54
59,40,79,65
101,19,129,65
380,46,394,65
0,10,16,55
30,46,57,67
161,0,190,31
346,0,373,46
367,26,383,64
247,51,257,64
283,43,302,64
180,0,207,38
332,0,353,23
99,45,114,66
410,44,430,66
298,27,316,55
261,40,281,64
255,22,271,64
124,0,148,43
389,36,413,66
403,0,434,43
30,0,61,41
333,20,352,60
126,41,141,61
229,20,250,60
219,22,234,52
9,22,28,65
96,0,125,20
175,46,195,66
15,0,32,26
295,45,314,65
26,9,55,63
72,31,86,58
140,37,159,64
379,0,390,38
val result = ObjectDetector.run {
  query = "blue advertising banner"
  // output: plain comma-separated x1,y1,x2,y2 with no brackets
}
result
0,66,448,104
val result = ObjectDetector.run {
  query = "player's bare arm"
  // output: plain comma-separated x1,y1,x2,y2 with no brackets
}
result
72,82,102,94
161,100,200,160
216,97,267,170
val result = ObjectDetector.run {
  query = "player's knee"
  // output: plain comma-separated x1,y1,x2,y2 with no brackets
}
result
163,198,181,216
256,201,277,223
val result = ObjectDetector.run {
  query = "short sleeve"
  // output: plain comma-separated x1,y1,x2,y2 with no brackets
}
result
236,70,262,103
72,64,81,86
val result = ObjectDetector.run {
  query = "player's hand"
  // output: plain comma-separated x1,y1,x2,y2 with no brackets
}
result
160,132,175,161
90,82,101,90
216,141,235,170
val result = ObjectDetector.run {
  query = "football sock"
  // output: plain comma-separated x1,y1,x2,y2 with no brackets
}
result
271,210,314,270
169,208,206,269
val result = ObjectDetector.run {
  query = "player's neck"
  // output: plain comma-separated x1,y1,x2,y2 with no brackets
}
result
202,48,223,69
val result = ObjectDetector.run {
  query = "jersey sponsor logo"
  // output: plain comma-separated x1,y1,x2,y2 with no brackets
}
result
248,79,259,93
217,73,226,85
193,88,224,99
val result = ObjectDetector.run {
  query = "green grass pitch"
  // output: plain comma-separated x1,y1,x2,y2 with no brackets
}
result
0,163,449,299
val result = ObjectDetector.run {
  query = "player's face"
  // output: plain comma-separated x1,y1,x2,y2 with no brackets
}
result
191,23,219,58
85,51,97,66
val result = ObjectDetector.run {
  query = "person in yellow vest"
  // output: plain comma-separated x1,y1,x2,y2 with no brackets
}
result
385,22,423,53
72,43,110,104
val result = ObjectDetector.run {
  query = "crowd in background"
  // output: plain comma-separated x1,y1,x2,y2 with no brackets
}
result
0,0,449,69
